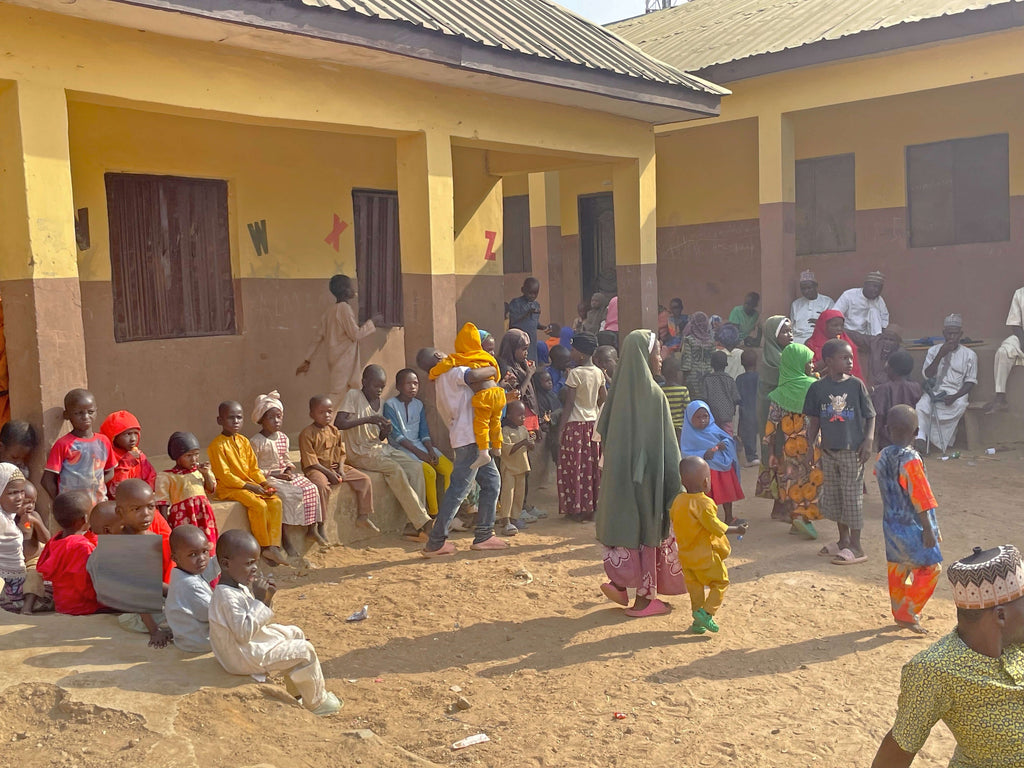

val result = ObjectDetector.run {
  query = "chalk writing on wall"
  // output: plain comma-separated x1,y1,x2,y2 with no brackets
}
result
324,214,348,252
247,219,269,256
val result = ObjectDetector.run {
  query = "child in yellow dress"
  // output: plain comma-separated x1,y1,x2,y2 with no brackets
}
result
670,455,748,634
430,322,507,469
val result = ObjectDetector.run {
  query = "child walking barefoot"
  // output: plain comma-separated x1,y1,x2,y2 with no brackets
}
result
250,391,327,553
210,529,342,715
556,333,605,522
805,339,876,565
671,456,747,633
155,432,219,549
680,401,745,524
874,405,942,633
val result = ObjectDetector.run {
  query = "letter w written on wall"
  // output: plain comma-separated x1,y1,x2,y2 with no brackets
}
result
247,219,269,256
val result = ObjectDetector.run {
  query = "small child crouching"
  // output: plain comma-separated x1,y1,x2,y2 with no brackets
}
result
209,529,341,715
670,456,747,634
36,490,99,615
165,525,216,652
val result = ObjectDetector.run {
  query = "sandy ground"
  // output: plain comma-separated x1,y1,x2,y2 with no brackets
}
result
2,445,1022,768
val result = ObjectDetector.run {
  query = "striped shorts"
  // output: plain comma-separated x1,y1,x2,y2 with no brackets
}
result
820,448,864,530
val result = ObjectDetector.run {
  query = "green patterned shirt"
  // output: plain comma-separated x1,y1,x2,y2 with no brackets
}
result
891,630,1024,767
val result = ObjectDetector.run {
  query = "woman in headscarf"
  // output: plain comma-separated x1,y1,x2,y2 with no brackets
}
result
756,343,822,539
595,330,686,618
583,293,610,335
680,312,716,400
755,316,794,518
806,309,863,380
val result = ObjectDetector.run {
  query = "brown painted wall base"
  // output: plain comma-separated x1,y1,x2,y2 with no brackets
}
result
559,234,582,327
616,262,658,334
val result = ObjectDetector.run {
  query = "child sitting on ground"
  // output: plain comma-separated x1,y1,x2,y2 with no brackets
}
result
680,401,745,525
298,395,376,535
872,350,923,449
0,420,38,478
208,401,287,567
670,456,747,634
430,322,507,470
42,388,115,504
155,432,219,548
736,349,760,466
703,351,742,433
498,401,535,536
805,338,876,566
165,524,216,652
0,463,29,613
251,391,328,553
209,529,342,715
100,410,157,498
874,405,942,634
660,357,691,441
89,500,122,536
18,481,52,613
36,490,101,615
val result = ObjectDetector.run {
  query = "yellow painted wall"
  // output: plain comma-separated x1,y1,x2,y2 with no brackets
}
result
558,165,614,236
502,174,529,197
655,118,758,226
452,146,503,276
68,101,397,282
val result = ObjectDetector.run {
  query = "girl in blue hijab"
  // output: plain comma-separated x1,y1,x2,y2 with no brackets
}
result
680,400,745,524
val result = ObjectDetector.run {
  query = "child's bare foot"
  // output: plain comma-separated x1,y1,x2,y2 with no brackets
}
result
261,546,289,566
470,449,490,469
895,619,928,634
310,528,331,546
355,515,380,534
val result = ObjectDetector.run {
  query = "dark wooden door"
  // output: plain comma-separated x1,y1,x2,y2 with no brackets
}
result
578,192,615,300
352,189,403,326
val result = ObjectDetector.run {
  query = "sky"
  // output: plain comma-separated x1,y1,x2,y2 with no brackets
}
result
556,0,649,25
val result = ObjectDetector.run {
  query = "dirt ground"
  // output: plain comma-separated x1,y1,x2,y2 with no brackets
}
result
3,446,1022,768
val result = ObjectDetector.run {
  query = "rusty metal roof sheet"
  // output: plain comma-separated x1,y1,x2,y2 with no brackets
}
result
610,0,1020,73
295,0,727,93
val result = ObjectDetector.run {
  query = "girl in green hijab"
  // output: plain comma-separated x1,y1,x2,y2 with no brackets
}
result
754,316,794,520
759,343,823,540
595,330,686,618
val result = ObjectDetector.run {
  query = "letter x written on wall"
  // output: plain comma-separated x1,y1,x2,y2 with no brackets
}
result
324,214,348,251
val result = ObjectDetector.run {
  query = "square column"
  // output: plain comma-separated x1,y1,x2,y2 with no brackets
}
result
396,130,457,357
528,171,561,327
758,113,797,318
613,139,659,334
0,81,86,476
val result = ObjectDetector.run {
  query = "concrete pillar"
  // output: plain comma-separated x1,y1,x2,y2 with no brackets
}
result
396,130,457,358
0,81,86,479
613,139,659,334
758,113,797,319
528,172,561,326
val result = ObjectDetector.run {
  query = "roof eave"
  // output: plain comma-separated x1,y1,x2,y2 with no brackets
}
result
692,1,1024,84
109,0,723,120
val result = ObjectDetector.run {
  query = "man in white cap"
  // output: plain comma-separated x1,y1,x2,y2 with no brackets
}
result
914,313,976,454
834,271,889,336
871,544,1024,768
790,270,834,344
985,285,1024,413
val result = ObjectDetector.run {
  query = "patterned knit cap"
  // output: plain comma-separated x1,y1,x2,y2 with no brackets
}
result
799,270,816,284
948,545,1024,609
943,313,963,328
865,270,885,284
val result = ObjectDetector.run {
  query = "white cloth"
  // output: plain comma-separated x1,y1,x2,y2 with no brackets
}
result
915,343,978,452
165,568,213,653
435,366,476,449
790,294,835,344
724,347,744,380
304,301,376,401
994,288,1024,392
209,583,327,710
833,289,890,336
0,510,25,580
565,364,604,423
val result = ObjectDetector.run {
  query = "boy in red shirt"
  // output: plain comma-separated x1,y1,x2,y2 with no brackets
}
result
42,389,116,504
36,490,101,615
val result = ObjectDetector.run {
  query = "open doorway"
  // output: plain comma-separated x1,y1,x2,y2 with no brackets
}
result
578,192,616,301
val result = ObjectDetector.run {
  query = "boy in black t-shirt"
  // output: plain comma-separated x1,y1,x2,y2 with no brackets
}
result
804,338,875,566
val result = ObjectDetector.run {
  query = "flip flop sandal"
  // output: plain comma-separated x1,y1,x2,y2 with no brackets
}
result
831,547,868,565
624,598,670,618
600,582,628,606
818,542,842,557
791,518,819,540
421,541,457,558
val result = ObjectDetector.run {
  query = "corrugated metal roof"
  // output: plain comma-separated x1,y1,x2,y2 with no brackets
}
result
610,0,1019,73
295,0,728,94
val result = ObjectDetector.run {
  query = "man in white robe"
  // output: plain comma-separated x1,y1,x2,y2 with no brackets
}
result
790,269,834,344
834,271,889,336
984,286,1024,413
915,314,977,454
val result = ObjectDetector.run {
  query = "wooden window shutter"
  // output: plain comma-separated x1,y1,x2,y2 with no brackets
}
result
352,189,403,326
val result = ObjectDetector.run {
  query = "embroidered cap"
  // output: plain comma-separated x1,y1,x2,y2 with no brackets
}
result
948,545,1024,609
943,313,964,328
865,271,885,284
800,270,817,284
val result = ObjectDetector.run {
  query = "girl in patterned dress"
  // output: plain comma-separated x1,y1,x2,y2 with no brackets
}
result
250,391,326,552
555,332,605,521
155,432,219,549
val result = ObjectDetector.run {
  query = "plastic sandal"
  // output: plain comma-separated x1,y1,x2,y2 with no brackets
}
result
600,582,628,606
624,598,670,618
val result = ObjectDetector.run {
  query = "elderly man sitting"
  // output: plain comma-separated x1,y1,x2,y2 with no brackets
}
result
914,314,977,454
790,270,834,344
834,271,889,336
